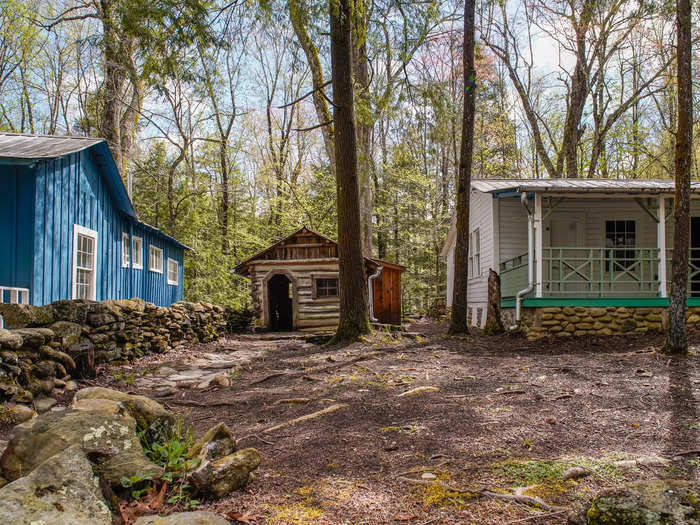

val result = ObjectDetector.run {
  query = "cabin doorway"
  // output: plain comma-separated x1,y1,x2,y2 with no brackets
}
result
691,218,700,297
268,274,294,331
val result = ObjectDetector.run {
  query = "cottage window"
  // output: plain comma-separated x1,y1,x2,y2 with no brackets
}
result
72,224,97,300
315,278,338,298
122,233,130,268
167,258,178,286
132,236,143,269
149,245,163,273
468,229,481,278
605,220,636,271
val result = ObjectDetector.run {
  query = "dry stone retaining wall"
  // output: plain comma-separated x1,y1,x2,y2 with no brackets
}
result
0,299,226,404
506,305,700,341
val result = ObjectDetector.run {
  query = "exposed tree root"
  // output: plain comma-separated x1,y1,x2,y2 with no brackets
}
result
263,403,349,433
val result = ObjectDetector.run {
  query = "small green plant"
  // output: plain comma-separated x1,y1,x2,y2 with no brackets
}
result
228,369,241,380
139,419,201,509
121,474,151,500
110,369,136,385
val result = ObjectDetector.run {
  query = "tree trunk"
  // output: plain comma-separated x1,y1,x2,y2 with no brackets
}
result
483,269,504,335
352,6,373,256
449,0,476,334
665,0,692,354
329,0,370,343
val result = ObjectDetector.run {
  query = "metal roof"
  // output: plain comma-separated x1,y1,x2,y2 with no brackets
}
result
0,133,190,250
472,178,700,195
0,133,103,159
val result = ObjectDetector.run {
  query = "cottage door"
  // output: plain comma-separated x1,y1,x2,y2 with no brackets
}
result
268,274,294,331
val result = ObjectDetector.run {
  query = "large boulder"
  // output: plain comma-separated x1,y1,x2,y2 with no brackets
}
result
0,446,112,525
74,386,176,442
0,408,163,485
0,329,23,350
584,480,700,524
134,511,230,525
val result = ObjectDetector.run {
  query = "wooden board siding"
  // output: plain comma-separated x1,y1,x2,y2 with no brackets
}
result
2,150,185,307
373,266,402,325
0,164,35,294
444,188,494,327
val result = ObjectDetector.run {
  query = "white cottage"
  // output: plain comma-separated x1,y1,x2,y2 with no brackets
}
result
441,179,700,336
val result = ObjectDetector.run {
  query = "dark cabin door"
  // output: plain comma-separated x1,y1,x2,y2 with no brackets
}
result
691,218,700,297
268,274,293,331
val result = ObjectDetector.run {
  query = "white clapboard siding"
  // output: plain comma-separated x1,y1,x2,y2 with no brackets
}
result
444,188,494,327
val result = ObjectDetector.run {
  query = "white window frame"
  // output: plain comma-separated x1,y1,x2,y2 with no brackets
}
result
468,228,481,279
72,224,98,300
132,236,143,270
121,232,130,268
149,245,164,274
167,258,178,286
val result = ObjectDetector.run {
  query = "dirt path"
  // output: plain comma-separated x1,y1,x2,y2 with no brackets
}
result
89,321,699,524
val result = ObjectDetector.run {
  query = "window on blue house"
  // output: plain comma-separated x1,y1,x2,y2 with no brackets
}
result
167,258,178,285
73,224,97,300
149,245,163,273
122,233,130,268
132,236,143,269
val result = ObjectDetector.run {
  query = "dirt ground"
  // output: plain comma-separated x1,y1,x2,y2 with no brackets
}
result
60,322,700,523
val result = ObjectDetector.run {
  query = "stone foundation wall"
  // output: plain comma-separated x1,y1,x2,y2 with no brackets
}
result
0,299,226,404
505,305,700,341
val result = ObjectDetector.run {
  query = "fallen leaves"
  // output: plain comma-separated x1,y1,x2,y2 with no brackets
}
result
118,481,169,525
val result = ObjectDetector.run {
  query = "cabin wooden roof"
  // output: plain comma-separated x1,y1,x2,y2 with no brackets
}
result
233,227,406,277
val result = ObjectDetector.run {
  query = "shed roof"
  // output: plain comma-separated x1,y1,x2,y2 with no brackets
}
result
472,178,700,195
0,133,103,159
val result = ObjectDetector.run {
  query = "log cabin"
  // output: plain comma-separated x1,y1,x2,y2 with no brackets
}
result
233,227,405,332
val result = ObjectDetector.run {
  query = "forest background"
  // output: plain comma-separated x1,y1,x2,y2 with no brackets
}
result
0,0,696,313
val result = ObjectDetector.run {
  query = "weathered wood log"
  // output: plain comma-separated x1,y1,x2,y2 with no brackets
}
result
483,268,504,335
67,341,95,379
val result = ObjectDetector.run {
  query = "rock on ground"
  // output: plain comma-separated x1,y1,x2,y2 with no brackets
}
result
74,386,176,442
0,446,111,525
0,408,163,485
583,479,700,525
190,447,261,498
133,511,230,525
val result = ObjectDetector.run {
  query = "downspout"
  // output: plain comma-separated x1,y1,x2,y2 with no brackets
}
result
510,192,535,330
368,265,383,323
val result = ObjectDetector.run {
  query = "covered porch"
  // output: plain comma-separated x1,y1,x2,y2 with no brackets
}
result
498,189,700,307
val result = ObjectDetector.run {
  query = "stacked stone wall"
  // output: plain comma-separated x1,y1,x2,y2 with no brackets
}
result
505,305,700,341
0,299,227,404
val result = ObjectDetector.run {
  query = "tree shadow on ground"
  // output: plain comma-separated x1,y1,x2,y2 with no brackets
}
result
665,355,699,480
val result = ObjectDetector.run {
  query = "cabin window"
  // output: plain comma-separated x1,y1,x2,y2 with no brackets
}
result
149,245,163,273
315,278,338,298
167,258,178,286
132,236,143,269
605,220,636,271
122,233,130,268
72,224,97,300
469,229,481,278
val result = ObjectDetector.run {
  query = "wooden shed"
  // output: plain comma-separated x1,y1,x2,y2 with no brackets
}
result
233,227,406,332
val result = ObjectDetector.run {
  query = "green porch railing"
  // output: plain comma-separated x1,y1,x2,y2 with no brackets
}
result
500,254,530,299
544,247,660,297
665,250,700,296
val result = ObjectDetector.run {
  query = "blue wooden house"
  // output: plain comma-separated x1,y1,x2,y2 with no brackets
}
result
0,133,187,307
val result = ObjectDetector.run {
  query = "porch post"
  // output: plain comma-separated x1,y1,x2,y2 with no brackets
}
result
658,196,667,297
535,193,543,297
